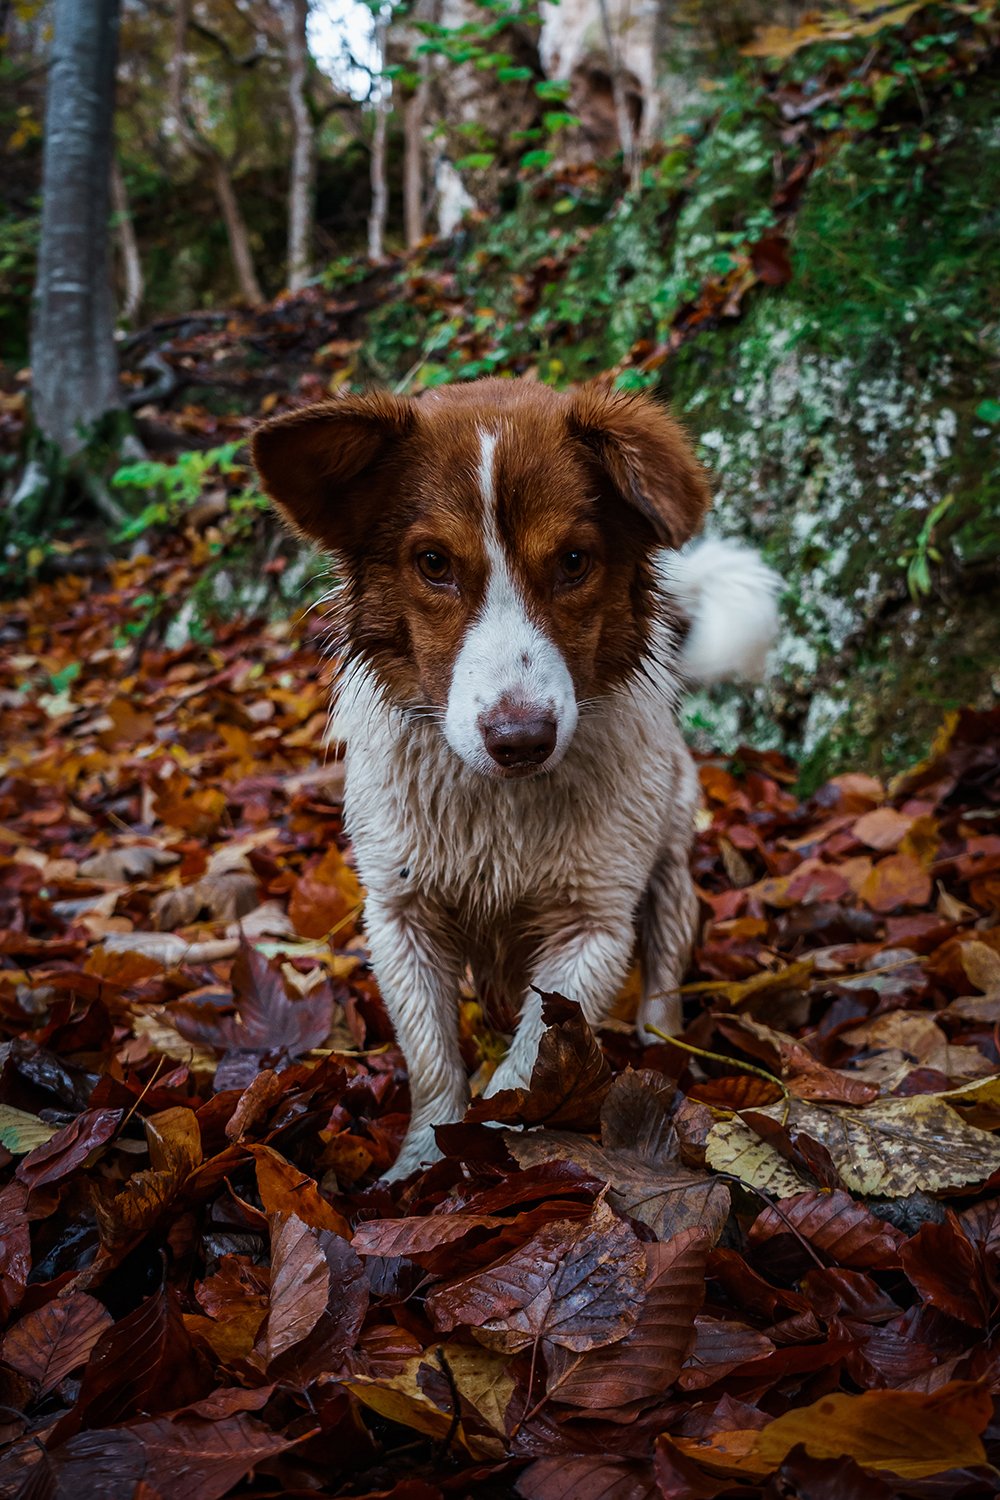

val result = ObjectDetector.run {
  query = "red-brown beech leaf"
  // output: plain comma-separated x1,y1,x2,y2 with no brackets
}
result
467,993,612,1130
171,936,332,1058
264,1213,369,1382
127,1412,298,1500
62,1284,213,1435
15,1107,122,1187
770,1447,897,1500
747,1190,904,1270
249,1143,351,1236
506,1069,730,1245
427,1197,645,1355
899,1216,989,1327
263,1213,332,1365
518,1456,658,1500
353,1213,517,1260
654,1436,734,1500
544,1227,710,1410
1,1292,112,1396
598,1068,676,1154
677,1314,776,1392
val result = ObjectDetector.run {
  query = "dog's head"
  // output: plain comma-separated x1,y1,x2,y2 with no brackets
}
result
252,379,709,778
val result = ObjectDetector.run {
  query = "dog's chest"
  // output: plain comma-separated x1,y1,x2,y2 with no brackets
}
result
343,688,690,922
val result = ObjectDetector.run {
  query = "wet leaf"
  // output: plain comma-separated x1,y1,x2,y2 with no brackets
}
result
1,1293,113,1396
544,1228,710,1409
427,1198,646,1355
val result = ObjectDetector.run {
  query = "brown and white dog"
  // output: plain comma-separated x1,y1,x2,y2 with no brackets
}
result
253,379,778,1178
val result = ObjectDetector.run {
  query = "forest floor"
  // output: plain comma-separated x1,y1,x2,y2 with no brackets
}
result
1,536,1000,1497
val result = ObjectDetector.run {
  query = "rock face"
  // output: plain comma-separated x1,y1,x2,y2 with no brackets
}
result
663,81,1000,786
426,0,818,212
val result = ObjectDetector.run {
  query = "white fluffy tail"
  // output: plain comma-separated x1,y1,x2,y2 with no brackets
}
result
662,538,780,684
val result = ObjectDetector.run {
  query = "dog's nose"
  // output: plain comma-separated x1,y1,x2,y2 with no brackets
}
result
481,708,557,768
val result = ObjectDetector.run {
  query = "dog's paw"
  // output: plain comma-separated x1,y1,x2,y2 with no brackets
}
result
636,992,682,1045
382,1125,443,1183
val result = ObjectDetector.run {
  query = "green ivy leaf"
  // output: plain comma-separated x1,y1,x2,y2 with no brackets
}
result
456,152,496,170
542,110,580,132
535,79,571,101
519,148,554,170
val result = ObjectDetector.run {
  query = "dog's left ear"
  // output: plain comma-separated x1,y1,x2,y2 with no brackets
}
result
566,385,710,548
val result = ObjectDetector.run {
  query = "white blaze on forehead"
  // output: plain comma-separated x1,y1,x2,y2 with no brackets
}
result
442,426,578,773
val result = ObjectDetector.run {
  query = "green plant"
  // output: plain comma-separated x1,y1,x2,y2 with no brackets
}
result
898,492,956,599
111,441,266,541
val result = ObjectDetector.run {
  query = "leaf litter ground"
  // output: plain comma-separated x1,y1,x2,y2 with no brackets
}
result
2,556,1000,1499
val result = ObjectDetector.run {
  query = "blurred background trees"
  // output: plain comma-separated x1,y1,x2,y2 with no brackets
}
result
1,0,998,777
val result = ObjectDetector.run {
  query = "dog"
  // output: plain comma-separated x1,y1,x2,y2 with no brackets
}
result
252,379,778,1179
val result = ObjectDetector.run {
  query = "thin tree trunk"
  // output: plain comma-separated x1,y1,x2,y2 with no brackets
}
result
284,0,314,290
596,0,640,191
31,0,121,452
403,63,428,249
111,155,144,323
169,0,264,305
211,156,265,305
368,7,390,263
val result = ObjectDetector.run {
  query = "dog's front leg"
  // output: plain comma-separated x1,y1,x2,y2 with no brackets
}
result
482,912,635,1097
635,854,700,1042
365,898,467,1180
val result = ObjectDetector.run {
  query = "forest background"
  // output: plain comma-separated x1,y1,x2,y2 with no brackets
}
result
2,0,997,785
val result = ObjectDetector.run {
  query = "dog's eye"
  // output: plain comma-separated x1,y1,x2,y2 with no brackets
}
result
558,549,591,584
416,550,452,584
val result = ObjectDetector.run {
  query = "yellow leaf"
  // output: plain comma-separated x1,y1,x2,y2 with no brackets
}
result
670,1383,989,1480
705,1117,813,1198
0,1104,59,1155
733,1094,1000,1196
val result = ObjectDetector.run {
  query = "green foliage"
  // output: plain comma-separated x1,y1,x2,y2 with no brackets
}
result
111,442,266,542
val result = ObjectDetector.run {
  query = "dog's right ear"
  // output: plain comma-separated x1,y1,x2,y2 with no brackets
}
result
251,392,415,553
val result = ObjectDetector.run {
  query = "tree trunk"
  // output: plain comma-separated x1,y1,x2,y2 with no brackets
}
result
169,0,264,306
111,156,144,323
595,0,640,190
31,0,121,453
368,8,390,263
403,64,428,248
284,0,315,290
211,156,265,306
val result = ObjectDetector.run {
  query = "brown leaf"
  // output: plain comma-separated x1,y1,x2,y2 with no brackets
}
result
517,1457,657,1499
858,853,932,913
128,1412,297,1500
15,1107,122,1187
427,1197,645,1355
750,234,792,287
852,807,915,852
747,1190,903,1269
544,1228,710,1409
1,1293,113,1396
65,1284,212,1434
899,1217,988,1327
506,1131,730,1245
263,1213,331,1365
152,871,260,930
169,936,332,1058
249,1144,351,1236
677,1315,775,1391
505,1069,730,1243
468,993,612,1130
288,844,362,939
